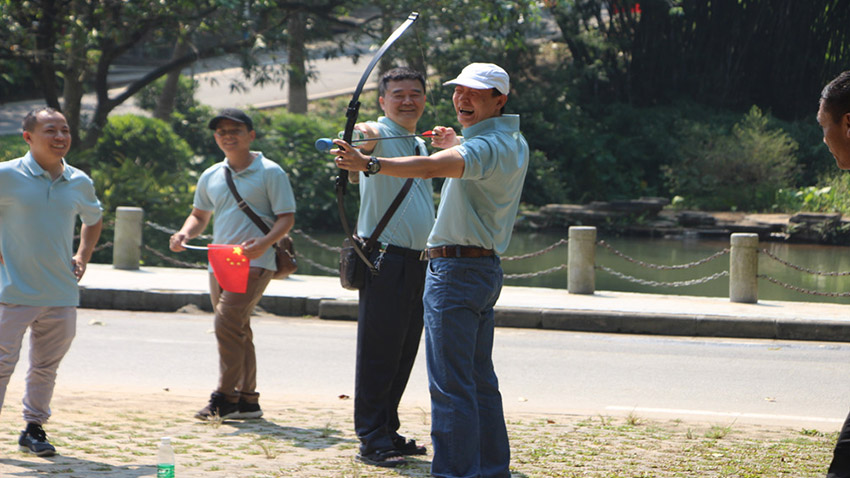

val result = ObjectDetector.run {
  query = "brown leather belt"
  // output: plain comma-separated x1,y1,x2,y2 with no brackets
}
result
421,245,495,260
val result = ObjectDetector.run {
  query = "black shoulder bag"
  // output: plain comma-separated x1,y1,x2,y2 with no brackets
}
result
339,177,414,290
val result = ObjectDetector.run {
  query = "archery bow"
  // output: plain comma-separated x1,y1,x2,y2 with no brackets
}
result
336,11,420,273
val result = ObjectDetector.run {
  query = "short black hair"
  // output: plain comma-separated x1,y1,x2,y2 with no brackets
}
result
22,107,62,132
378,67,426,98
491,88,506,115
821,71,850,124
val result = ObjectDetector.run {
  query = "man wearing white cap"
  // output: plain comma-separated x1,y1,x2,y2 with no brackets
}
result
332,62,528,478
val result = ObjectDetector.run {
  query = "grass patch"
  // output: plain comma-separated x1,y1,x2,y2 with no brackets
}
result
0,392,836,477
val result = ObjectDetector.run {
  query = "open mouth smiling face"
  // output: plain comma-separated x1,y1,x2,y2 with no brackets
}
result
452,85,505,128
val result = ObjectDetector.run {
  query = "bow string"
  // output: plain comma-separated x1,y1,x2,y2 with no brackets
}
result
336,11,420,272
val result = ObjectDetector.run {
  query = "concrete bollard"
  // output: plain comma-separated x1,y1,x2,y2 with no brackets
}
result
568,226,596,294
113,207,144,270
730,233,758,303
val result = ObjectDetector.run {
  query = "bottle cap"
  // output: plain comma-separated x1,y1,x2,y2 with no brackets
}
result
161,437,171,444
315,138,334,152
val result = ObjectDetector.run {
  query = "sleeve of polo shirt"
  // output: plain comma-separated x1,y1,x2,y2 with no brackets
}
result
77,177,103,226
266,166,296,214
0,165,12,208
457,138,497,181
193,169,214,211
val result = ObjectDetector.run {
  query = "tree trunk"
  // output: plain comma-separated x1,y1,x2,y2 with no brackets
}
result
287,12,308,114
154,38,190,120
62,3,89,154
31,0,63,112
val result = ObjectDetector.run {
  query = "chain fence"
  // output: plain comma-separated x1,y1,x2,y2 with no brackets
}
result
140,222,571,280
758,248,850,297
597,266,729,288
596,240,730,288
597,240,730,270
105,222,850,298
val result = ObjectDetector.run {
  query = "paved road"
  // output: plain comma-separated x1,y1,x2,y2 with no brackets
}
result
0,51,377,135
11,308,849,430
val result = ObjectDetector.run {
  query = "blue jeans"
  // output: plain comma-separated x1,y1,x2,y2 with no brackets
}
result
424,256,510,478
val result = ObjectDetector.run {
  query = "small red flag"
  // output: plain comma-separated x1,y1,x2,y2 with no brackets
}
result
208,244,250,293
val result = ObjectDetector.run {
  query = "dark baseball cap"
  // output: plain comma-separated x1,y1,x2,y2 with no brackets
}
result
208,108,254,131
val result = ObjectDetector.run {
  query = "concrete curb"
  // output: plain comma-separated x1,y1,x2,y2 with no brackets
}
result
80,288,324,318
80,287,850,343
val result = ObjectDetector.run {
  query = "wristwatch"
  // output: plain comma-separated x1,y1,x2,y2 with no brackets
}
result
366,156,381,175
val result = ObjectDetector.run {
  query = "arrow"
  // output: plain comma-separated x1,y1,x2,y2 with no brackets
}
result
315,130,434,152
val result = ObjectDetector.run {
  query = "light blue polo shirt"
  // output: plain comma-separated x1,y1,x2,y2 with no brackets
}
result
0,152,103,306
356,117,435,250
194,152,296,271
427,114,529,255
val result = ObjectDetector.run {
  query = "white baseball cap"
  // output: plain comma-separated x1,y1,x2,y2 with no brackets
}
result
443,63,510,95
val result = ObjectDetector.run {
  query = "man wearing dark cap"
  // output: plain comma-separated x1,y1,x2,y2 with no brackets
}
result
170,108,296,420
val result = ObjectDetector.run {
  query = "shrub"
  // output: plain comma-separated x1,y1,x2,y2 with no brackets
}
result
136,74,220,163
80,114,198,265
251,110,356,231
774,173,850,215
663,106,799,211
0,134,28,162
136,74,199,113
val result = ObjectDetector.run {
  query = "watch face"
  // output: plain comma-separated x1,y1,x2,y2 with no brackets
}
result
368,157,380,174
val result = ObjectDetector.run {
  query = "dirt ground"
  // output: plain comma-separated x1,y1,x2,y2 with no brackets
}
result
0,385,837,478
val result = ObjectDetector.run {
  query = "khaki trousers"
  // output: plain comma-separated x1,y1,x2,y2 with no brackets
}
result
208,267,273,403
0,304,76,425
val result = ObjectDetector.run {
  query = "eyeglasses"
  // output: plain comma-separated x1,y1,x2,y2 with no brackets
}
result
214,128,247,137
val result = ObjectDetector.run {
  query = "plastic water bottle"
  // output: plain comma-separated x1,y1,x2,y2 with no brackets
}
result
338,129,366,141
157,437,175,478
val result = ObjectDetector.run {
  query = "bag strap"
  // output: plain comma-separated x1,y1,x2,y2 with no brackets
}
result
224,166,273,237
362,142,424,250
364,177,414,250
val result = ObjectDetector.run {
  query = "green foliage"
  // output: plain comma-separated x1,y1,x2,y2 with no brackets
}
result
0,59,38,102
546,0,850,120
136,75,199,113
169,104,221,163
136,74,220,162
775,117,833,186
663,106,799,211
80,115,197,265
251,110,355,231
774,173,850,215
0,135,28,162
522,150,569,205
84,114,195,176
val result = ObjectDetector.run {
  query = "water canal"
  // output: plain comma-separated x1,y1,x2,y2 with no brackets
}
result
293,230,850,305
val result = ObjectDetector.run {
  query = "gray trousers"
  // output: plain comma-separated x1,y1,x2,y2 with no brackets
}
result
0,304,76,425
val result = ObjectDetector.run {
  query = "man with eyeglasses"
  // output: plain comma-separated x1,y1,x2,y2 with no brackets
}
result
169,108,295,421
